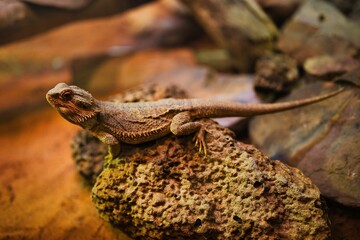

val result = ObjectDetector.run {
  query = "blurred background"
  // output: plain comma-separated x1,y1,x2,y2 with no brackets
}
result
0,0,359,239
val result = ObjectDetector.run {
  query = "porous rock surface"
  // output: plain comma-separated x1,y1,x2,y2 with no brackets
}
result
72,130,108,185
91,119,330,239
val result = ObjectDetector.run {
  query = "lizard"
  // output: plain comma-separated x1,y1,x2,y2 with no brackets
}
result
46,83,344,158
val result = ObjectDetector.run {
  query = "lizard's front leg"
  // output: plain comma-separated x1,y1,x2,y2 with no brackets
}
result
94,131,121,160
170,112,208,154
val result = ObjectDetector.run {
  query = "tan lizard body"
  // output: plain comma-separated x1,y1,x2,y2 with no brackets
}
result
46,83,343,157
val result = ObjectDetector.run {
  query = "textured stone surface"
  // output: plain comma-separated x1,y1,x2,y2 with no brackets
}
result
327,200,360,240
250,83,360,207
0,0,28,29
256,0,303,23
90,119,330,239
278,0,360,63
304,55,360,77
180,0,278,71
254,53,299,92
71,130,108,185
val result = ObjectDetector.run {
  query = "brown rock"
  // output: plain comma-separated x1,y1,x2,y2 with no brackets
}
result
115,49,197,92
254,53,299,92
278,0,360,63
179,0,279,71
349,0,360,22
21,0,93,10
327,200,360,240
249,82,360,206
0,0,152,45
325,0,359,15
256,0,304,23
0,0,28,29
304,55,360,77
335,68,360,87
195,49,233,72
91,119,330,239
0,1,197,118
71,130,108,185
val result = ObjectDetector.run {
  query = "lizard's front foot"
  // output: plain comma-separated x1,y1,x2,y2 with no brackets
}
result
170,112,209,155
193,127,208,155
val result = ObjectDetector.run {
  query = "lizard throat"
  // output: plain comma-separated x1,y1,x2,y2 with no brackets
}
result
59,106,97,124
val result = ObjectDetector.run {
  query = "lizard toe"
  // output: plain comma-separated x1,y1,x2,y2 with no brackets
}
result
193,127,208,155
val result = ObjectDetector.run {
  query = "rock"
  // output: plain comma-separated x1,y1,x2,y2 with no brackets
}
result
0,1,198,119
113,49,197,93
256,0,304,24
21,0,93,10
278,0,360,63
335,68,360,87
179,0,279,71
249,82,360,206
304,55,360,77
195,49,234,72
0,0,152,45
254,53,299,93
90,119,330,239
327,200,360,239
349,0,360,22
71,130,108,185
72,48,197,95
324,0,360,15
0,0,28,29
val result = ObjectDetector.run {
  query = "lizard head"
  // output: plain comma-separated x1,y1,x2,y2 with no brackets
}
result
46,83,99,125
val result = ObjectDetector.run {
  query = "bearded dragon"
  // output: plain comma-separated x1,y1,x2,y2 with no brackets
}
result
46,83,343,158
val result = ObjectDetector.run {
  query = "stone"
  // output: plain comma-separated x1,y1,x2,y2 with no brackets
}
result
250,82,360,206
91,119,330,239
0,0,28,29
21,0,93,10
254,53,299,92
278,0,360,63
256,0,304,23
303,55,360,77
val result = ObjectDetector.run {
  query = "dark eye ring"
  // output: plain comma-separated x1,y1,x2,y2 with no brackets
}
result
61,90,72,100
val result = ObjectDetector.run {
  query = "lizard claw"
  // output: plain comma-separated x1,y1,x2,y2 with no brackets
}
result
193,127,208,155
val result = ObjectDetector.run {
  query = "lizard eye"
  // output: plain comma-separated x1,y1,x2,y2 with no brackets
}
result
60,90,72,100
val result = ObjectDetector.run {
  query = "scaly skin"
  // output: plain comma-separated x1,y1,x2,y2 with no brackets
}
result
46,83,344,158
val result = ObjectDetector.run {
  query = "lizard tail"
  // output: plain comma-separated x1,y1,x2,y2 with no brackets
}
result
189,87,345,118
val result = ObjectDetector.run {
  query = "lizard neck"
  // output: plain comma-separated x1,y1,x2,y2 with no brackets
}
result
73,99,103,130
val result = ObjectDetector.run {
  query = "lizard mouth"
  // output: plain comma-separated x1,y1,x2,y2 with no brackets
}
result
47,95,69,113
46,93,69,110
46,94,80,122
57,104,93,123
